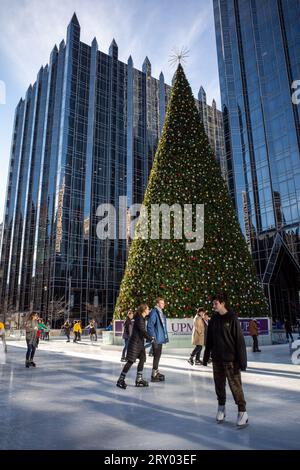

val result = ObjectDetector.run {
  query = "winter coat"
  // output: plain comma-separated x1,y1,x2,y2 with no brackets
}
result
25,320,38,347
203,319,209,345
147,307,169,345
122,318,134,339
203,310,247,371
73,323,82,333
192,315,205,346
249,320,259,336
64,323,71,334
285,320,292,333
126,315,153,363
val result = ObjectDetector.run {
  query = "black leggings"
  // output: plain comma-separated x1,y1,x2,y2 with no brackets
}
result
122,357,145,374
191,345,203,360
26,340,36,361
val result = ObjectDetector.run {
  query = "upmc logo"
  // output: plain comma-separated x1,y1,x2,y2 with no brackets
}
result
170,321,193,336
291,340,300,365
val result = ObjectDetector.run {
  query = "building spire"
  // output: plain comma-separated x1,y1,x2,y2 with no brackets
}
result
142,56,151,75
70,12,80,27
198,86,206,103
109,38,118,59
91,37,98,49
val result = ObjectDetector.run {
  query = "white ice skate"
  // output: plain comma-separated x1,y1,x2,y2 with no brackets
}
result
216,405,226,423
236,411,249,428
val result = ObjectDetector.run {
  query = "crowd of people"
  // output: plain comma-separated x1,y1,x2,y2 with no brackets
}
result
1,294,299,429
117,294,250,428
62,319,98,343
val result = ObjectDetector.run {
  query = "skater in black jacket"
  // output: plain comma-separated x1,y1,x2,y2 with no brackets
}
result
116,304,155,389
203,293,248,428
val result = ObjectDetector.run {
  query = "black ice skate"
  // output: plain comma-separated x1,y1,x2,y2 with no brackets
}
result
151,371,165,382
135,377,149,387
116,377,127,389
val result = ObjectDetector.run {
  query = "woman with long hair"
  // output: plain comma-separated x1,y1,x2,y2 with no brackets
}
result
25,312,39,368
116,304,154,389
120,309,134,362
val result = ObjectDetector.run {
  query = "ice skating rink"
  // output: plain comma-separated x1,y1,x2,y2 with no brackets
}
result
0,340,299,450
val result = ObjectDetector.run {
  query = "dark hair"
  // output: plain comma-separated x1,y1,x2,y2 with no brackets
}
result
26,312,38,322
127,309,134,317
135,304,149,317
212,293,229,307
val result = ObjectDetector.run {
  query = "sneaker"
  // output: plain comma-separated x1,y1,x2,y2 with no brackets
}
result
236,411,249,428
116,377,127,389
30,361,36,367
195,360,203,365
187,357,194,366
135,377,149,387
25,361,30,368
216,405,226,423
120,357,127,362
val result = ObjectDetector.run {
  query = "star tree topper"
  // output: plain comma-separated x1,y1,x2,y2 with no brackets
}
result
168,46,190,68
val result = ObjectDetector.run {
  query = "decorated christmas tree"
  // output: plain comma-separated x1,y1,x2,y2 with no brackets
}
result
114,64,269,318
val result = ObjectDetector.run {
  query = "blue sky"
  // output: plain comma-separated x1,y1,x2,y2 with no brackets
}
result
0,0,220,223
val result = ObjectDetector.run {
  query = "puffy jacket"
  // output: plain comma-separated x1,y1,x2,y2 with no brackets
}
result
126,315,153,363
73,323,82,333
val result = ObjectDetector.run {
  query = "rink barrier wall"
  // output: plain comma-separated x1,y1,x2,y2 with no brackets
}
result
114,317,272,348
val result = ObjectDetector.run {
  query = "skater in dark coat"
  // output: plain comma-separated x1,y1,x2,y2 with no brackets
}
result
121,310,134,361
116,304,155,389
203,294,248,428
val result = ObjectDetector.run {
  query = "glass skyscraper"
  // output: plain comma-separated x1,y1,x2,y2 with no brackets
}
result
0,14,225,326
213,0,300,320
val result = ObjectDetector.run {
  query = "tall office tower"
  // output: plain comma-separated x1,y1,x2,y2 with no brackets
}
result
198,86,226,180
0,14,225,324
213,0,300,319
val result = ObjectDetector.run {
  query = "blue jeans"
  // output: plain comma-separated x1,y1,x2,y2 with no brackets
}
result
26,340,36,361
122,338,129,359
286,331,293,342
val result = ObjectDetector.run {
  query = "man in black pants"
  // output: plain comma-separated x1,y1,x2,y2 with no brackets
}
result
203,294,248,428
147,298,169,382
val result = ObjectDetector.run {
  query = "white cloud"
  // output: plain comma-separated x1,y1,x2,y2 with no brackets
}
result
0,0,220,103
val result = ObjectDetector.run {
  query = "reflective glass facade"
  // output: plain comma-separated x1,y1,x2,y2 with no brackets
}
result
0,14,225,324
214,0,300,320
